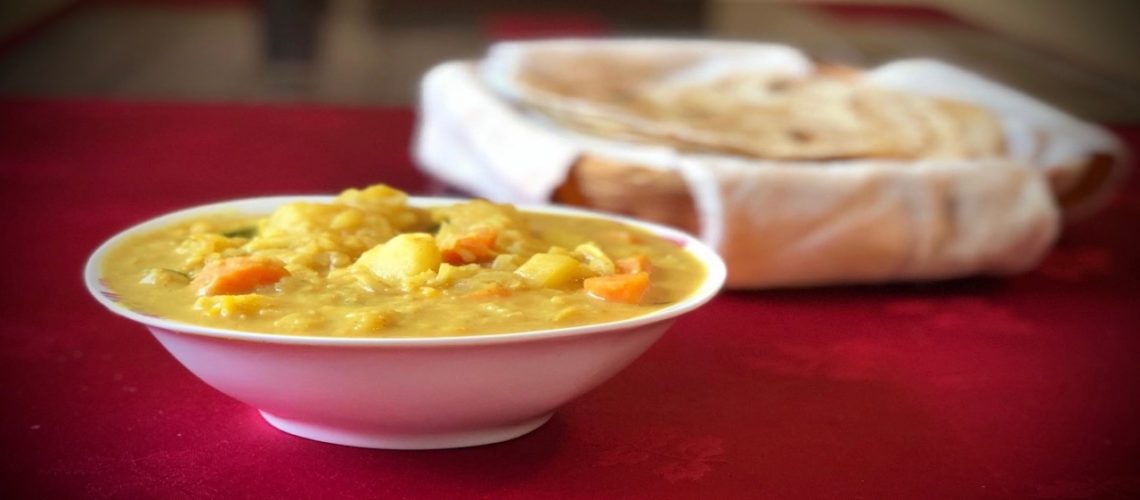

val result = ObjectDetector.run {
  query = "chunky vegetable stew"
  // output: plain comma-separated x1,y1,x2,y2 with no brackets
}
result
101,185,706,337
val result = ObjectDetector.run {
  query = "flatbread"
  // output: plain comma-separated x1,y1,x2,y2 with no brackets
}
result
496,46,1006,161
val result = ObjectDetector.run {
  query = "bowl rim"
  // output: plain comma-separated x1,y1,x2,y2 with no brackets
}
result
84,194,726,347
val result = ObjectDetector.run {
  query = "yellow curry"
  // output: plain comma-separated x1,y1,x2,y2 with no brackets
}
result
102,185,706,337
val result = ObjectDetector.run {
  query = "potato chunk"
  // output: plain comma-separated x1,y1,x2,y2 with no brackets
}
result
356,233,441,284
515,253,583,288
574,242,615,275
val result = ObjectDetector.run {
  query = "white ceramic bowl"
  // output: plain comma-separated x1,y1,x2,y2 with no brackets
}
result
85,195,726,449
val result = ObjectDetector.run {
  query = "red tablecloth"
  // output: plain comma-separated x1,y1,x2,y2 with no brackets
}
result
2,99,1137,499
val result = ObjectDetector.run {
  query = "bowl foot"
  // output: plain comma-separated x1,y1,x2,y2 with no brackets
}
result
259,411,553,449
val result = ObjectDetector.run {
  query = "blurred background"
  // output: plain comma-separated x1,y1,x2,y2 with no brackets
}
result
1,0,1137,121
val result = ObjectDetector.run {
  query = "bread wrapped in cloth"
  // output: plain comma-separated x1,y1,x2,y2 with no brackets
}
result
415,40,1125,288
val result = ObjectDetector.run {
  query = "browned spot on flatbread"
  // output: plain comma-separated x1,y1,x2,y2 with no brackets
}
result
553,156,700,235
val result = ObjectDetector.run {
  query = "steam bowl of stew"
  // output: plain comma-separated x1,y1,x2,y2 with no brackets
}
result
85,185,725,449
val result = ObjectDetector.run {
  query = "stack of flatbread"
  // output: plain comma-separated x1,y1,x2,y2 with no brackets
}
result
508,57,1003,161
415,40,1127,288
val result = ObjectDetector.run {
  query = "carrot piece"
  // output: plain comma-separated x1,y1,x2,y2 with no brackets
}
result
583,272,650,304
615,255,652,275
441,228,498,265
191,257,289,296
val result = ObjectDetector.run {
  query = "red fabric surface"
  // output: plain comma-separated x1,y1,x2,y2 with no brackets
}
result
1,98,1138,499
